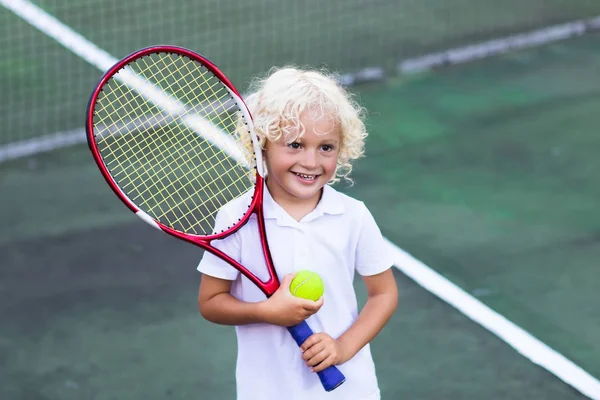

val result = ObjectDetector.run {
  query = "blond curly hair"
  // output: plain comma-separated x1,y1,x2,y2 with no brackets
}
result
240,66,368,184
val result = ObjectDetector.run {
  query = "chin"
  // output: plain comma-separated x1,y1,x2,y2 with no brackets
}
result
286,180,326,200
294,189,322,200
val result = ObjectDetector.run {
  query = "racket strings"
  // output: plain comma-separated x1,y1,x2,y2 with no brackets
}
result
105,64,227,224
93,52,255,235
99,80,205,226
99,84,248,232
119,56,249,222
100,79,215,218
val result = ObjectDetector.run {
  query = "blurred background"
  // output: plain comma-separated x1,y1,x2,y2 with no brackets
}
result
2,0,600,398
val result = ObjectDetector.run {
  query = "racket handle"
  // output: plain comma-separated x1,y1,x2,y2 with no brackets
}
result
287,321,346,391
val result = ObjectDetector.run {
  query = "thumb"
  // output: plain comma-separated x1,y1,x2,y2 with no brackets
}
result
280,273,296,290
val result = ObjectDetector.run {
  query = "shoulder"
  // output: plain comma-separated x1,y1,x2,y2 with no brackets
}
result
212,189,254,231
223,189,254,213
325,185,369,219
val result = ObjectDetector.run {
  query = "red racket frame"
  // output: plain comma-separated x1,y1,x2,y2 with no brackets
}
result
86,46,346,391
86,46,279,296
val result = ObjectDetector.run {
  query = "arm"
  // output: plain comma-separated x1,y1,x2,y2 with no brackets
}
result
337,268,398,360
301,268,397,371
198,274,264,325
198,273,324,326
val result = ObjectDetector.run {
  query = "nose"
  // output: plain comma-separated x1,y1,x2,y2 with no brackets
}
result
299,148,318,169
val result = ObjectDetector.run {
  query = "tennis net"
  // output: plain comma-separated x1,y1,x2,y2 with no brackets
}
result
2,0,600,154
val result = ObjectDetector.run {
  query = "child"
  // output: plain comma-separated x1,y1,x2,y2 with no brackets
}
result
197,67,398,400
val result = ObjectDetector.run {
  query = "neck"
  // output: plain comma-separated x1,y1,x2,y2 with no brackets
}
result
265,178,322,221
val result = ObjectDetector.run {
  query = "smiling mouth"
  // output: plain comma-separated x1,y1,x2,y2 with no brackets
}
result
293,172,319,181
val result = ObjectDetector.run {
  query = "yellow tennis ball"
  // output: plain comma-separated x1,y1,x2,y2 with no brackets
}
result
290,270,324,301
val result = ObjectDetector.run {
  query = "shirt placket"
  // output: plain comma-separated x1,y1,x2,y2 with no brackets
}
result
293,226,310,271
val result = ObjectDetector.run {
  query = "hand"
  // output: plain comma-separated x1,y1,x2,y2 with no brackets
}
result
261,273,324,327
300,333,348,372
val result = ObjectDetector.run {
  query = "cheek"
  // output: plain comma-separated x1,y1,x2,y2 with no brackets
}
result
323,154,339,172
266,151,292,172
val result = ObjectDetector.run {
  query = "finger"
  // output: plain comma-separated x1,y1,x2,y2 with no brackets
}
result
302,341,325,361
302,307,320,319
300,298,322,312
307,348,329,368
315,296,324,307
300,333,322,352
280,273,296,290
312,354,336,373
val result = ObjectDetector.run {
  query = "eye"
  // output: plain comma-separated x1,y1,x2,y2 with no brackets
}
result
288,142,301,149
321,144,334,152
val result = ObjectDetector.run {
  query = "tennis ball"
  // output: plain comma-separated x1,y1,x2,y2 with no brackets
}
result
290,270,324,301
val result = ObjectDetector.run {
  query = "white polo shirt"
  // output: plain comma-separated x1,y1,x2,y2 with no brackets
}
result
197,184,393,400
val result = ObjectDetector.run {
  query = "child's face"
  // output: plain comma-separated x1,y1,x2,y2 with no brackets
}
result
264,109,340,206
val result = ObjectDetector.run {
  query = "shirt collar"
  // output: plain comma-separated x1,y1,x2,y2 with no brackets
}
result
262,184,345,224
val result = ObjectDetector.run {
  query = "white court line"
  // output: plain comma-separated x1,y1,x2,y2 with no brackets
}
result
0,128,85,162
3,0,600,398
399,16,600,73
386,239,600,399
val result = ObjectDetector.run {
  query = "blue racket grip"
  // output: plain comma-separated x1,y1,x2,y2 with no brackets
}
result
287,321,346,391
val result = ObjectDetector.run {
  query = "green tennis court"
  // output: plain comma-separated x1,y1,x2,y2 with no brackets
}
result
2,0,600,398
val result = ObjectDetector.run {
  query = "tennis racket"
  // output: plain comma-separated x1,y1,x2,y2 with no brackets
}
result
86,45,346,392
